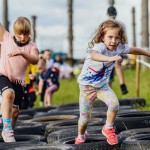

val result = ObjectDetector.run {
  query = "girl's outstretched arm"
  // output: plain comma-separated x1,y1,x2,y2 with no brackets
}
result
129,47,150,57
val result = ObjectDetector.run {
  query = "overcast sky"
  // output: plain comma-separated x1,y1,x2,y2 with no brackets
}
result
0,0,149,58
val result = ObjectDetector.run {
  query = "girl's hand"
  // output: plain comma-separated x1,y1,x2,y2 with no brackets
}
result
8,51,22,57
110,55,123,63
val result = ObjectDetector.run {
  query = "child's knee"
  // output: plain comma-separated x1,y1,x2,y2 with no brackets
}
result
79,117,90,126
3,89,15,102
108,103,119,110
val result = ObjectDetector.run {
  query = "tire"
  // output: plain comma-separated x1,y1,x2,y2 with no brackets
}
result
118,128,150,147
19,109,36,117
34,109,80,118
119,98,146,107
58,103,79,109
0,142,46,150
45,118,105,135
0,142,74,150
14,123,45,135
11,144,75,150
18,114,33,121
24,115,78,125
34,106,57,112
0,134,46,143
121,133,150,150
115,111,150,133
47,126,103,143
55,135,119,150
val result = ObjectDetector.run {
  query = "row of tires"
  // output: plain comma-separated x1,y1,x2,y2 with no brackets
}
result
0,98,149,149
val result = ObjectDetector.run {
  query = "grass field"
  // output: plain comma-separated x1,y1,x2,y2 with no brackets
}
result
34,68,150,110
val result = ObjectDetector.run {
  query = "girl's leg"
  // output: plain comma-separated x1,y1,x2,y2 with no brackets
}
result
97,84,119,125
1,89,16,142
44,84,58,107
1,89,15,122
12,105,19,128
76,85,96,144
97,84,119,145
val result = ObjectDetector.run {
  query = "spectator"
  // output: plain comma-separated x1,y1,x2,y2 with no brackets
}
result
43,49,54,69
37,57,59,107
107,6,128,94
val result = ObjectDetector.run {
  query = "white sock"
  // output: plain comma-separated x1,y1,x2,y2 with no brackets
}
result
105,122,114,128
78,134,86,140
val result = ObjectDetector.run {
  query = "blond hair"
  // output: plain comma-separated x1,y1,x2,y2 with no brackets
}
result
88,19,127,49
37,57,46,67
13,16,31,35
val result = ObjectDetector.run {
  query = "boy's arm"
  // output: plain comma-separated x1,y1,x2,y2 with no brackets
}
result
129,47,150,57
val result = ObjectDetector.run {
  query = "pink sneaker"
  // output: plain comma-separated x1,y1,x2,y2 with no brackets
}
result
102,126,118,145
1,129,16,142
74,131,88,144
75,137,85,144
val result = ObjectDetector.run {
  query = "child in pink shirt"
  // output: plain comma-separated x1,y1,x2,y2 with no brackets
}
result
0,16,39,142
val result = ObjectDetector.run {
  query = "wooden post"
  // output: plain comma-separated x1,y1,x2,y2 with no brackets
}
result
2,0,9,31
67,0,74,66
31,15,37,42
141,0,149,70
132,7,139,97
135,56,140,97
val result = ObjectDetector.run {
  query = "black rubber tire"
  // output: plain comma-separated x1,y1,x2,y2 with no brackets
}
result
13,144,75,150
34,109,80,118
0,142,73,150
121,133,150,150
44,118,105,135
119,98,146,107
0,134,46,143
24,115,78,125
11,143,75,150
14,123,45,135
55,135,119,150
115,111,150,133
58,103,79,109
18,114,33,121
0,142,46,150
19,109,36,117
47,126,103,143
118,127,150,147
34,106,57,112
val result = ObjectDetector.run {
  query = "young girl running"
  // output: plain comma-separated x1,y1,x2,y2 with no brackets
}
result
75,19,150,145
0,17,39,142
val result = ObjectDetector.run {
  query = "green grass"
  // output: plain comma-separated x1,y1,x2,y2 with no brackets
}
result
34,68,150,110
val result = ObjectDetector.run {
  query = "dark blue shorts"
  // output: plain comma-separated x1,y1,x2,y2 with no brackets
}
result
0,75,24,107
